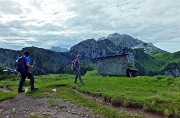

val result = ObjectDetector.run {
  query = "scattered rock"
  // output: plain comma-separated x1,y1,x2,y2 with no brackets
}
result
0,94,101,118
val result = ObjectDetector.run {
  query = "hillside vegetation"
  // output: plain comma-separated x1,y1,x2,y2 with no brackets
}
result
153,51,180,76
154,51,180,64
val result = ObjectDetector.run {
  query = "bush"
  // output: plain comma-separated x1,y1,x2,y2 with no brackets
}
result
156,75,165,80
0,67,5,80
165,76,174,85
0,67,4,75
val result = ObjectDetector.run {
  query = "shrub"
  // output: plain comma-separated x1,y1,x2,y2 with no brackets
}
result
156,75,165,80
165,76,175,85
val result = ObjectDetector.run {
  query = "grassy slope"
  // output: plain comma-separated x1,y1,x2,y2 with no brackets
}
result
30,74,139,118
0,72,179,117
0,75,139,118
153,51,180,70
132,49,162,74
24,72,180,117
154,51,180,63
0,79,17,101
77,71,180,117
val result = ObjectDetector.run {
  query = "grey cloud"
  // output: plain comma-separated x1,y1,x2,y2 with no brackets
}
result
0,24,20,37
65,0,113,30
0,0,23,14
7,20,24,29
0,41,24,50
1,38,28,43
34,23,62,32
0,0,180,52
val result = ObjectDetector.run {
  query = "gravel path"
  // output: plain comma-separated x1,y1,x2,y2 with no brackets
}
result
0,94,104,118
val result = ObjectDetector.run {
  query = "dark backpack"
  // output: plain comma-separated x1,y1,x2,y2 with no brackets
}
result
15,56,26,72
71,60,77,71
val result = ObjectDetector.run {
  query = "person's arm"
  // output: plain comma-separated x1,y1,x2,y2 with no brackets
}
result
74,59,78,70
26,62,33,68
25,57,33,68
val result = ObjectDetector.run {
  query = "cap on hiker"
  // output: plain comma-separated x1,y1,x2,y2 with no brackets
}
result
24,50,29,56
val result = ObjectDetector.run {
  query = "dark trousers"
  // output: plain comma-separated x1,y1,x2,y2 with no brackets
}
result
74,70,83,83
18,70,35,91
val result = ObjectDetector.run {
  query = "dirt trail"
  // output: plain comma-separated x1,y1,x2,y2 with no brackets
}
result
0,87,166,118
73,89,165,118
0,94,103,118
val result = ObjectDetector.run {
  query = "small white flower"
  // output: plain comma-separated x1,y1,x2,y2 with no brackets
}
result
52,88,56,92
25,88,28,93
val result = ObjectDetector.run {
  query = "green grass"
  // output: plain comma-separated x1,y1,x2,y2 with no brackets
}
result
153,51,180,70
0,72,180,117
154,52,180,63
0,90,16,101
0,78,18,101
76,71,180,117
26,74,139,118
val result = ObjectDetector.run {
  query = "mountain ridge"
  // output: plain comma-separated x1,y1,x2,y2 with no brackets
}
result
0,33,179,76
100,33,166,54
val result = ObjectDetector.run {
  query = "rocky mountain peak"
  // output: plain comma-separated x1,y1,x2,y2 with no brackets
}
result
106,33,166,54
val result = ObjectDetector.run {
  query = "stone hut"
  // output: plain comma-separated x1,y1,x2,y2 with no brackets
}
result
95,54,128,75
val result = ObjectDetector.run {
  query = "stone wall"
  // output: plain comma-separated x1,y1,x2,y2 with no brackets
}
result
96,55,128,75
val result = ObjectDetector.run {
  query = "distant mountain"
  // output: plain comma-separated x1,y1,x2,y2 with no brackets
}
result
0,33,179,76
0,47,72,75
69,34,178,76
70,38,118,63
104,33,166,54
50,46,69,52
69,39,162,75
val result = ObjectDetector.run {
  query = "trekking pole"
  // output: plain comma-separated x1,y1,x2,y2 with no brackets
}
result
32,52,45,74
16,72,20,78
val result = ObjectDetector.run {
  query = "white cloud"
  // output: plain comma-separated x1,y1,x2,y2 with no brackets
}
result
0,0,180,52
0,0,23,14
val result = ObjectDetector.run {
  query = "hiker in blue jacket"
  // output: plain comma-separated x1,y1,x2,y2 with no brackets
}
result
17,50,38,93
73,54,84,84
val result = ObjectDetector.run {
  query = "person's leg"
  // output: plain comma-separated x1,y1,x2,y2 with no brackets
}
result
78,70,83,83
126,68,131,77
27,71,37,90
18,72,26,92
74,71,78,83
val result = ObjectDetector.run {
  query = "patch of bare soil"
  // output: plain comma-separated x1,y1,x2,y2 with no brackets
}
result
0,86,12,92
0,94,104,118
73,89,165,118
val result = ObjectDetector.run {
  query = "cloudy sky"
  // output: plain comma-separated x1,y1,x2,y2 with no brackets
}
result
0,0,180,52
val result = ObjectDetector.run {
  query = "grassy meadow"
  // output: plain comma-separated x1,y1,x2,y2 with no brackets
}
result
0,71,180,118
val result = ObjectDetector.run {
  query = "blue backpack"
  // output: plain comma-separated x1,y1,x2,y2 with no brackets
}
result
15,56,26,72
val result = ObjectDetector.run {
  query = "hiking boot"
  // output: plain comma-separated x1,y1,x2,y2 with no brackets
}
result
74,82,78,84
18,90,25,93
81,82,85,85
31,88,38,91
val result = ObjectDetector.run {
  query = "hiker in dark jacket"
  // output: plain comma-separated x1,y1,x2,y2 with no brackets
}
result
73,54,84,84
18,50,38,93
